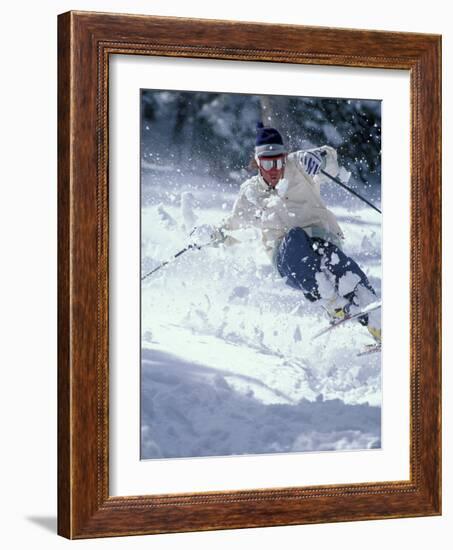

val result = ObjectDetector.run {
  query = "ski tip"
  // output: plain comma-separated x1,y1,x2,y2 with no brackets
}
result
357,344,381,357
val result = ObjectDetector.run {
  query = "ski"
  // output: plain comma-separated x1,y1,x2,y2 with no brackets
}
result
357,343,381,357
312,301,381,340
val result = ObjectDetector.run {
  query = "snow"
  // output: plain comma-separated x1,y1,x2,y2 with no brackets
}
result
156,203,176,228
141,349,380,459
180,191,198,233
338,271,362,296
141,173,382,460
330,252,340,266
315,270,336,300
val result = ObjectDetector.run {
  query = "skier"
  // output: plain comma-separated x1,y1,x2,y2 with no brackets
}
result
190,123,381,343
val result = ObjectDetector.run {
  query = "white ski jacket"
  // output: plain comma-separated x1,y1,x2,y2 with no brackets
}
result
221,146,344,260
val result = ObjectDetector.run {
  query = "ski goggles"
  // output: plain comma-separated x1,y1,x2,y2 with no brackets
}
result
258,156,285,171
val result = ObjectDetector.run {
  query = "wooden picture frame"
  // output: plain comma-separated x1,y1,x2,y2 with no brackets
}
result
58,10,441,539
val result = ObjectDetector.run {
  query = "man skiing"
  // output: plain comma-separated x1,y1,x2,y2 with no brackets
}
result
190,123,381,344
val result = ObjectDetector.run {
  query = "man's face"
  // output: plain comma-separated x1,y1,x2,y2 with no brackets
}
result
257,154,287,188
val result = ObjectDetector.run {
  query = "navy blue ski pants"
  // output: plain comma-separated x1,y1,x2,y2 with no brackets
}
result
276,227,374,302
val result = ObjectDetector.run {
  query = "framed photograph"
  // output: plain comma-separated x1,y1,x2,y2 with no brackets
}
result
58,11,441,539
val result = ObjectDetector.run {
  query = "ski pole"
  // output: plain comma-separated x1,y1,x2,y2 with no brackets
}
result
320,169,382,214
141,243,201,281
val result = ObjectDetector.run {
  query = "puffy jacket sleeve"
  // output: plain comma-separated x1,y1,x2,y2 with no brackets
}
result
220,182,263,232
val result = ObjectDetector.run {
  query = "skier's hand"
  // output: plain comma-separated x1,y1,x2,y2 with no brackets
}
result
189,224,225,247
302,150,325,176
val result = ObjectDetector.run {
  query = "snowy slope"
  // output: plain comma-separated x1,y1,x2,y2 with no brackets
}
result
141,173,382,459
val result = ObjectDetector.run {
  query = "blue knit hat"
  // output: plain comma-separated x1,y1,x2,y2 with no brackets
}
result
255,122,286,157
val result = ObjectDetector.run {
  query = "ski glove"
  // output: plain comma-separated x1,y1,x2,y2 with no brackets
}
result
302,150,325,176
189,224,225,247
